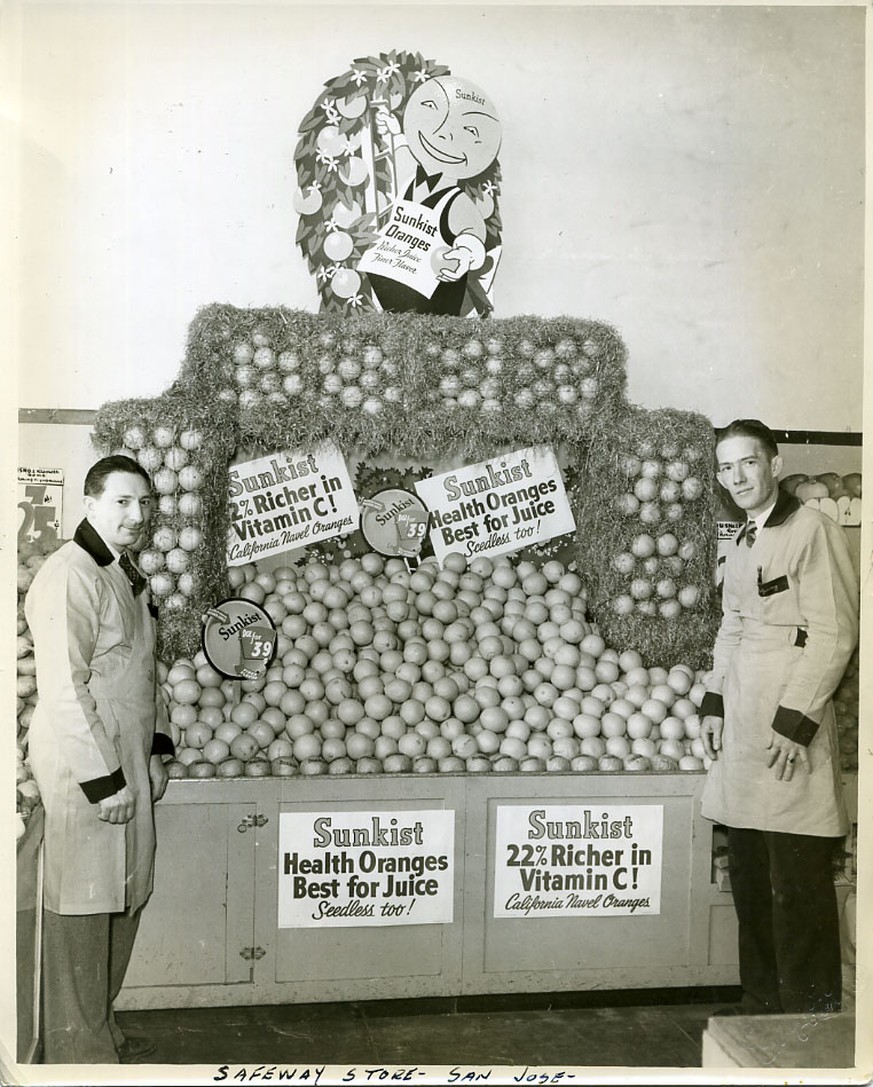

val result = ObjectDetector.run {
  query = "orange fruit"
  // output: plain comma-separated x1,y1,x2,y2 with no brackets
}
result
230,732,261,761
172,678,202,706
364,693,393,721
399,699,425,726
202,739,231,764
228,701,257,727
293,733,322,761
198,706,225,729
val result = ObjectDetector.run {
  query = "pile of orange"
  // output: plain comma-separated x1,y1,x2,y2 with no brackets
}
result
161,550,710,779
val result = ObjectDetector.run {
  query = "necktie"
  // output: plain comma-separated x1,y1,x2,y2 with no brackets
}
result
744,521,758,548
119,551,146,596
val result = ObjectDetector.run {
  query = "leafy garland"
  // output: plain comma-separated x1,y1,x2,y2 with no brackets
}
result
294,50,503,317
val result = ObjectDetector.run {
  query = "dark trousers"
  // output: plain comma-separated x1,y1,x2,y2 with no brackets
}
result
41,907,141,1063
727,827,842,1015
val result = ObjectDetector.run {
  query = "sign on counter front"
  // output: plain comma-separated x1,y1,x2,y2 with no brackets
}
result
278,810,455,928
414,446,576,564
227,443,358,565
493,804,664,919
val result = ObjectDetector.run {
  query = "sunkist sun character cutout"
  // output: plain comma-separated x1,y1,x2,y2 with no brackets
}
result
293,50,503,317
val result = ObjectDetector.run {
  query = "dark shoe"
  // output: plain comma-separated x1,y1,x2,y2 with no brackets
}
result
118,1035,157,1062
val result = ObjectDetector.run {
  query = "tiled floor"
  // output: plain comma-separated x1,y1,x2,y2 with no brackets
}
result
115,987,740,1068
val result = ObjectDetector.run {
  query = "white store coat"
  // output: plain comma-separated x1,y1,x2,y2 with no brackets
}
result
701,490,858,837
25,520,172,915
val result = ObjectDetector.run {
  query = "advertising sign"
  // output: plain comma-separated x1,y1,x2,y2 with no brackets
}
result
359,488,430,558
414,447,576,564
295,52,503,318
493,804,663,919
18,468,63,547
227,443,358,565
201,600,278,680
278,810,455,928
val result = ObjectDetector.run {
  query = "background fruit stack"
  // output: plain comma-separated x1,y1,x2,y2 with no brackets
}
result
15,537,60,839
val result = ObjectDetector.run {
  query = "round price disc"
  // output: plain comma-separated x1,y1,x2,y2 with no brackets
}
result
360,488,430,558
201,598,278,680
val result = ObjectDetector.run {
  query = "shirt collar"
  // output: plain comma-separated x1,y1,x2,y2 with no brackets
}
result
736,488,801,545
752,501,777,533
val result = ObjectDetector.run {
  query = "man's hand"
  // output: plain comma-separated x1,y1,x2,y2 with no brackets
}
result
767,731,809,781
149,755,169,802
700,715,724,760
97,785,136,824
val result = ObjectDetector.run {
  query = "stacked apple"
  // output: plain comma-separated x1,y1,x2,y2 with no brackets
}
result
611,442,706,620
113,423,205,610
781,471,862,527
782,471,862,502
161,549,711,779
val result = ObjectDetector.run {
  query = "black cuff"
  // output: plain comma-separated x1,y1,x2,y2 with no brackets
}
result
151,732,175,758
772,706,818,746
80,766,127,803
700,691,724,717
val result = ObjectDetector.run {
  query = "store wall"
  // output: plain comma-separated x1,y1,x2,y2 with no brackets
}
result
9,3,865,430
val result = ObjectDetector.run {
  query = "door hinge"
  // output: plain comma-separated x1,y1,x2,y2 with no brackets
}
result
237,813,269,832
239,946,266,962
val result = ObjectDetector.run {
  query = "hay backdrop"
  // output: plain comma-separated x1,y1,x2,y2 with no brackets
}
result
95,305,717,667
574,406,720,667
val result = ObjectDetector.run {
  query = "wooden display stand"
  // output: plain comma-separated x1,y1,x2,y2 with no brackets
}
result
114,772,857,1011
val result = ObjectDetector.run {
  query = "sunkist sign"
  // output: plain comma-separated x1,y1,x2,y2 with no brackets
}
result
226,443,358,565
225,443,574,570
277,809,455,928
493,804,664,919
414,446,577,564
201,600,278,680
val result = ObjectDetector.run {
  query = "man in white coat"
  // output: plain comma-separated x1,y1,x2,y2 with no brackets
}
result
700,420,858,1015
25,454,174,1063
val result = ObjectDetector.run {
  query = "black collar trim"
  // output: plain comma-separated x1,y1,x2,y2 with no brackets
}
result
765,488,801,528
73,519,115,567
735,489,801,545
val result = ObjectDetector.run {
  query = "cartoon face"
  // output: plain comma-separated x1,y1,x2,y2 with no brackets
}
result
402,76,501,182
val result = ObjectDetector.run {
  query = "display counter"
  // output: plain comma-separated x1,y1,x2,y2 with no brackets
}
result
113,772,855,1011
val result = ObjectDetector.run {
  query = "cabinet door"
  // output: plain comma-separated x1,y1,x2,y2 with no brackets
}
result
121,799,257,991
253,778,466,1004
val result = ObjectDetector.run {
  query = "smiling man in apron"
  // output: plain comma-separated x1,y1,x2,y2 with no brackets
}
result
25,455,174,1063
700,420,858,1016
